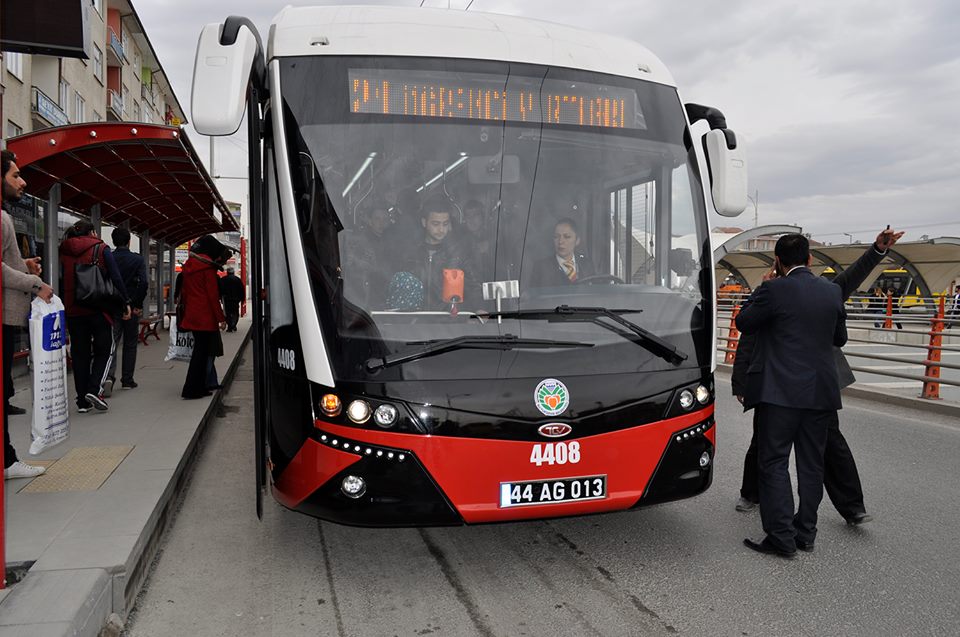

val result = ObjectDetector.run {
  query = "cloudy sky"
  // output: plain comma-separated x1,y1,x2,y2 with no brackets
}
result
135,0,960,244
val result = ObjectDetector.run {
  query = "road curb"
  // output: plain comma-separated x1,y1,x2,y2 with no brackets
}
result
715,363,960,418
0,326,252,637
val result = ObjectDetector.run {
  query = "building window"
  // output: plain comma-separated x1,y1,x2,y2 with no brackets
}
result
93,45,104,83
6,121,23,138
4,52,24,80
93,0,103,16
132,100,141,122
75,92,86,122
60,80,70,111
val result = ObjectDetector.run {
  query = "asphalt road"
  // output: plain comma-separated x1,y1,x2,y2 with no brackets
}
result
124,348,960,637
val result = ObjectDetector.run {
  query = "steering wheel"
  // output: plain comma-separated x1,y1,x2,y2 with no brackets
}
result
575,274,625,285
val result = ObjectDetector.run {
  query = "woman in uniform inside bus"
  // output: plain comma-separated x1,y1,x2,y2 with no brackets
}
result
529,218,596,287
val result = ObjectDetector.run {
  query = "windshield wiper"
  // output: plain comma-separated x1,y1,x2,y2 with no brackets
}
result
486,305,688,366
365,334,593,372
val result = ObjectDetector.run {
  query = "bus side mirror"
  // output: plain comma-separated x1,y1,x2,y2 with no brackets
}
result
702,129,748,217
191,21,260,135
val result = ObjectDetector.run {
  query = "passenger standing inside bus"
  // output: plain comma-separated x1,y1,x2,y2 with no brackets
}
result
732,228,902,528
736,233,847,558
59,220,131,412
529,218,596,287
179,236,226,399
396,196,470,310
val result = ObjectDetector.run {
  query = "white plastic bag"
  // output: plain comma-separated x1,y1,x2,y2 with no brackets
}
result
29,295,70,454
165,316,194,362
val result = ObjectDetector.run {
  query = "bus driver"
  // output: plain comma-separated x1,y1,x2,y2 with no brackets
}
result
529,218,596,287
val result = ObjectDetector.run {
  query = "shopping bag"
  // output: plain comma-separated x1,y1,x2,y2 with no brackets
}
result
28,295,70,454
165,316,194,361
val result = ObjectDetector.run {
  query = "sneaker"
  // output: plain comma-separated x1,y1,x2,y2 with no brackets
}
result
121,380,138,389
736,497,759,512
85,393,109,411
77,399,93,413
103,377,115,398
5,404,26,416
4,461,46,479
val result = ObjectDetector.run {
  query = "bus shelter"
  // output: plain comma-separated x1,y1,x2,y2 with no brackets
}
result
6,122,237,315
714,229,960,299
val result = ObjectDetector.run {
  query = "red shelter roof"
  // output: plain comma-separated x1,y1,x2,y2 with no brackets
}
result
7,123,236,247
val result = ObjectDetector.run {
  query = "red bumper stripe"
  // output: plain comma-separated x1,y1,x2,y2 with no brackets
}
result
280,405,715,523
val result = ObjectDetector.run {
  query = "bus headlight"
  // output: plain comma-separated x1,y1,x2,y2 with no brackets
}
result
321,394,342,417
695,385,711,405
347,400,372,424
374,404,398,428
341,475,366,499
679,389,695,410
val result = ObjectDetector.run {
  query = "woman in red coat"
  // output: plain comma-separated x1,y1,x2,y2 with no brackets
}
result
179,236,226,399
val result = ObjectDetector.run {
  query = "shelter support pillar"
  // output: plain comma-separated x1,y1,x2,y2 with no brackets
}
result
167,246,176,313
44,184,61,295
90,204,101,236
154,241,164,317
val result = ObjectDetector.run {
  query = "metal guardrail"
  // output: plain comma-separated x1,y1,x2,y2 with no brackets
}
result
717,294,959,398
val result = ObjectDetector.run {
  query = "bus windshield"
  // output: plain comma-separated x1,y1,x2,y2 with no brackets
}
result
280,56,711,381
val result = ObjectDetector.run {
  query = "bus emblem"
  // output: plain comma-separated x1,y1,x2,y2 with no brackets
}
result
535,378,569,416
538,423,572,438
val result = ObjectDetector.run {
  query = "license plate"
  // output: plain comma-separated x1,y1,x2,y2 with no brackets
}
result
499,475,607,508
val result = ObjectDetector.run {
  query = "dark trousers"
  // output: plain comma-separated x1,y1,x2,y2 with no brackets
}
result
741,410,866,518
4,324,18,406
182,330,214,398
68,313,114,402
755,403,830,551
224,301,240,331
108,316,140,383
3,324,18,467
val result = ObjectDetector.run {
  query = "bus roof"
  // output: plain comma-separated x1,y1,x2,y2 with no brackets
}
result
267,5,676,86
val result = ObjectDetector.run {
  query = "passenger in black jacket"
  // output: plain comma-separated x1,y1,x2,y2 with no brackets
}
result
736,233,848,557
218,267,245,332
732,227,903,527
394,196,472,310
105,227,148,393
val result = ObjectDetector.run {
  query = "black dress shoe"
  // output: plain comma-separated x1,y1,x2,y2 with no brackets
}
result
845,512,873,526
796,539,815,552
5,404,26,415
743,538,796,559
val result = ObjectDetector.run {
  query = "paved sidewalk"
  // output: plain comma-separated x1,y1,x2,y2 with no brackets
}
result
0,318,251,637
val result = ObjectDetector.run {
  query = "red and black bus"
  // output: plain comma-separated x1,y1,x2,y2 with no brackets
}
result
191,5,747,525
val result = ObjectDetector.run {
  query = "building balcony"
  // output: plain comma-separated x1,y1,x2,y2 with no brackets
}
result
141,83,154,106
107,27,126,66
31,87,70,128
107,89,124,120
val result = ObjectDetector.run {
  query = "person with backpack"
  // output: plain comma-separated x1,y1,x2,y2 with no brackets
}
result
59,220,130,412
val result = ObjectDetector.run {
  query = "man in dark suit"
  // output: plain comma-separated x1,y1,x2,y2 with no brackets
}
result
529,218,596,287
733,227,904,525
736,234,848,558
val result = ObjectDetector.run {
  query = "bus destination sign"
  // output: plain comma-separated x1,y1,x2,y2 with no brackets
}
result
349,69,644,130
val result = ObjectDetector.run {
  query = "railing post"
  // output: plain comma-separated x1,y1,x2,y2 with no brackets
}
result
724,304,740,364
921,296,945,400
884,291,893,330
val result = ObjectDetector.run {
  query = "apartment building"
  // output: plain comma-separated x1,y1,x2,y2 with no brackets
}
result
1,0,186,139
